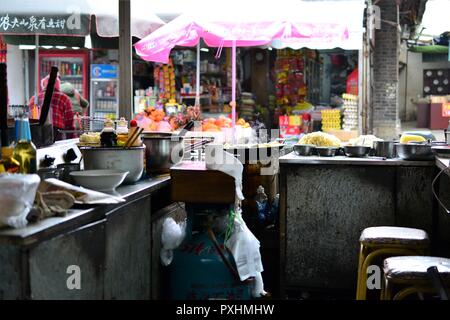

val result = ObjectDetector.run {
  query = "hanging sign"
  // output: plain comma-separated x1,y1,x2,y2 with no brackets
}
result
0,14,89,36
442,102,450,117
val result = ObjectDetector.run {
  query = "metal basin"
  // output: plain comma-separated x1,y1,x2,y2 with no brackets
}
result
315,147,339,157
79,146,144,183
395,143,434,161
343,145,371,157
142,132,184,174
293,144,316,156
373,141,397,158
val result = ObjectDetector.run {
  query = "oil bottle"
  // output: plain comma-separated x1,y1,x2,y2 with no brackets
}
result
13,113,37,174
0,146,20,173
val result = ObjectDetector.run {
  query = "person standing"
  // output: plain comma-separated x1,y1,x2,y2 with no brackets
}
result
60,81,89,115
61,81,89,131
29,75,75,140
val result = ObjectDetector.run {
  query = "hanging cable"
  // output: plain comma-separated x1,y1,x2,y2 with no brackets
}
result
432,165,450,215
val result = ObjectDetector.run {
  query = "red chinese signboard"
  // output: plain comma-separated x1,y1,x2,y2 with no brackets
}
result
442,102,450,117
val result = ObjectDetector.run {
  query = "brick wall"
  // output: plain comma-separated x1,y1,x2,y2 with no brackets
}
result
372,0,400,139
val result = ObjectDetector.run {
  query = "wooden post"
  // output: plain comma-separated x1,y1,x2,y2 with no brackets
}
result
118,0,133,120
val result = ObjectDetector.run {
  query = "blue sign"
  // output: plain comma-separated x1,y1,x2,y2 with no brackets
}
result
91,64,118,79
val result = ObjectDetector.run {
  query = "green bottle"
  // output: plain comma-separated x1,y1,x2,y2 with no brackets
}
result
13,114,37,174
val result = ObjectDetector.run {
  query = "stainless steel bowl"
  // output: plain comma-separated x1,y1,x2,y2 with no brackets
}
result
395,143,434,161
373,141,397,158
344,145,371,157
142,132,184,174
79,146,145,183
293,144,316,156
315,147,338,157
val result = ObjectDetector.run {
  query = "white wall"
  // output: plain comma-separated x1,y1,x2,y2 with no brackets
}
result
401,51,450,122
6,45,25,105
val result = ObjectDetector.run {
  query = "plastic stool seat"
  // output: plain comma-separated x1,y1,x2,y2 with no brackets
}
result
360,226,429,247
384,256,450,283
356,226,430,300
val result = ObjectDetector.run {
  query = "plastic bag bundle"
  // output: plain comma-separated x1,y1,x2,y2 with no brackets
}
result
0,174,41,228
205,144,245,200
225,209,266,297
160,217,186,266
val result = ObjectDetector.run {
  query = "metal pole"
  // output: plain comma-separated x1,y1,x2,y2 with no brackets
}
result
118,0,133,120
231,40,236,144
358,48,363,135
35,34,39,105
195,42,200,106
24,50,30,102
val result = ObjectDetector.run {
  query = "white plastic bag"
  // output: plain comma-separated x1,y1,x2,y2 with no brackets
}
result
0,174,41,228
225,209,266,297
205,144,245,200
160,217,186,266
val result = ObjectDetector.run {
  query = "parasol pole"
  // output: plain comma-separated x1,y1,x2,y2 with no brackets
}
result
35,34,39,106
195,42,200,106
231,40,236,144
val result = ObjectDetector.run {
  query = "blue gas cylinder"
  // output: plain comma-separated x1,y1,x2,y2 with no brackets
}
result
167,231,253,300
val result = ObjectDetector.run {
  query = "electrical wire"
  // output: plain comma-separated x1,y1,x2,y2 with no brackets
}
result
432,165,450,215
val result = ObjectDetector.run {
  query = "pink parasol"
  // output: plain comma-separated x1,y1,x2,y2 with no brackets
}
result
135,0,363,142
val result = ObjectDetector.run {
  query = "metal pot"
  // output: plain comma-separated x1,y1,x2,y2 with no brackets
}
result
395,143,434,161
343,145,371,157
79,146,145,183
373,141,397,158
315,147,338,157
293,144,315,156
142,132,184,174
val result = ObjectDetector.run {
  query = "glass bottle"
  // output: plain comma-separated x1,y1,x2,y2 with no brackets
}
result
0,146,21,173
13,113,37,174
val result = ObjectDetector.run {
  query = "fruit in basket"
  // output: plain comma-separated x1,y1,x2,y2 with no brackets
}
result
157,121,172,132
202,122,221,132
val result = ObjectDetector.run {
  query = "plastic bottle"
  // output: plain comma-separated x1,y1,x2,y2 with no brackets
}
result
255,185,269,224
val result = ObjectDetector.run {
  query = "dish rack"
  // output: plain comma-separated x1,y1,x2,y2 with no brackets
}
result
56,116,114,138
183,136,215,161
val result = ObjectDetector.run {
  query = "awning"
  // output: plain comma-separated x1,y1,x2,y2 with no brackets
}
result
270,0,366,50
0,0,165,47
410,45,449,54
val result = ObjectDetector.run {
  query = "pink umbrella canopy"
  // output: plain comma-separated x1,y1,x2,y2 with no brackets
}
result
134,0,363,142
134,0,356,63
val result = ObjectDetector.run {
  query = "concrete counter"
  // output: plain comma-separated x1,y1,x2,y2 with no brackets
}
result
279,152,438,296
0,175,181,299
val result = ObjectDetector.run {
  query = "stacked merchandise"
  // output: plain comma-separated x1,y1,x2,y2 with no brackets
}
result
154,59,176,102
274,49,307,107
321,109,341,131
342,93,358,130
240,92,255,119
0,37,6,63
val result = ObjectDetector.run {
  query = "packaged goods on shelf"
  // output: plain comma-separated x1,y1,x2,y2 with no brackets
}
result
321,109,341,131
342,93,358,130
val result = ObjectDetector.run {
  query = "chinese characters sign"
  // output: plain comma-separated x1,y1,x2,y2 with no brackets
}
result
0,14,89,35
442,102,450,117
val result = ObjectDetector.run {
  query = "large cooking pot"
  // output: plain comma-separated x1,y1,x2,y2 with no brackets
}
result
373,141,397,158
395,142,434,161
79,146,145,183
142,132,185,174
